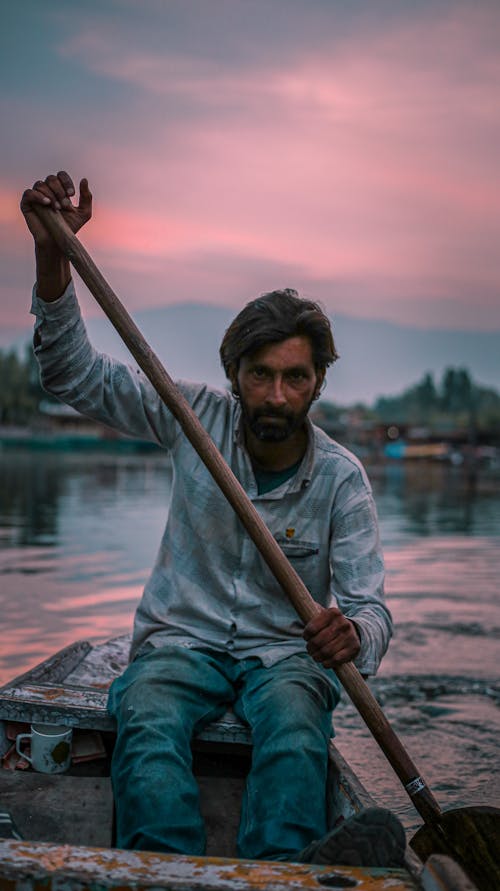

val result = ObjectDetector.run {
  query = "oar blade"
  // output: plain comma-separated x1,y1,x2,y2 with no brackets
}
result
410,806,500,891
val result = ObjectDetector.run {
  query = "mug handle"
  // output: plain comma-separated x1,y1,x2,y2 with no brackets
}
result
15,733,33,764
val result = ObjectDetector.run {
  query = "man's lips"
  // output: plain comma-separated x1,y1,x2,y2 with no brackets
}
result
256,414,288,422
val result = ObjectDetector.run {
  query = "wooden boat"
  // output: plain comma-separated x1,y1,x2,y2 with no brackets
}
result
0,636,477,890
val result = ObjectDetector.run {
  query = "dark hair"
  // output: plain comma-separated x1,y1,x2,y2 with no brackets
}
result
220,288,338,379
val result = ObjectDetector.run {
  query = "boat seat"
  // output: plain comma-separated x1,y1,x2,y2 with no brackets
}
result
0,636,254,751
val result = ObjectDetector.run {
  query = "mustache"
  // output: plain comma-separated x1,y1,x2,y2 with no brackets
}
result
253,408,293,420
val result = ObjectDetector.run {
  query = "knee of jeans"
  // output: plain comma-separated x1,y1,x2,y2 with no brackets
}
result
252,676,334,736
110,673,185,731
277,705,326,740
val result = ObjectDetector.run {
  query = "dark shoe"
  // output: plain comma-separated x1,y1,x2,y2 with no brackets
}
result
0,809,23,841
297,807,406,867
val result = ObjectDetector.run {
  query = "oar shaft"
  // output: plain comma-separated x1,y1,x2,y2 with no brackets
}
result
34,207,442,825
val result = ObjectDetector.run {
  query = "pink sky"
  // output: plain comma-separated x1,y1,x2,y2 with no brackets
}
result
1,1,499,338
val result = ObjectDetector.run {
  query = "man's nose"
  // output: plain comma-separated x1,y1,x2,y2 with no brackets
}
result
266,376,287,406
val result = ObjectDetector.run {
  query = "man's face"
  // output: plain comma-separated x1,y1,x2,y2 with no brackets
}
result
233,336,323,443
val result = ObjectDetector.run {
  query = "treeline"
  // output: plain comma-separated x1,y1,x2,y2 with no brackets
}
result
374,368,500,428
0,346,46,425
1,345,499,431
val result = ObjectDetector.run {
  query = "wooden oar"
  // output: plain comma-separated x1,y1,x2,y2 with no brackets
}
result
33,207,499,890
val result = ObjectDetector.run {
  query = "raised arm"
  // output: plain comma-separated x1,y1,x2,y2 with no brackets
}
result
20,172,215,450
20,171,92,302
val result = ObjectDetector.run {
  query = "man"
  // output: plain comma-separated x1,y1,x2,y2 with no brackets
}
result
21,172,405,867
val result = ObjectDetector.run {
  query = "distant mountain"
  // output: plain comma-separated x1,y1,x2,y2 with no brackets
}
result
5,303,500,405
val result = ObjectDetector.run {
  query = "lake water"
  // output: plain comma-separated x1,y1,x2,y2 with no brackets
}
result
0,449,498,830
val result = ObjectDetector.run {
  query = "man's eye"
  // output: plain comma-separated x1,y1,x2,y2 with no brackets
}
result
288,371,306,382
252,368,268,379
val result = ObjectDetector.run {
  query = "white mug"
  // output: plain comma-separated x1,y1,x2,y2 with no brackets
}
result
16,723,72,773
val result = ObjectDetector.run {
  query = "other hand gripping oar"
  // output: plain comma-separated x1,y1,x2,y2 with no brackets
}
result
34,207,499,890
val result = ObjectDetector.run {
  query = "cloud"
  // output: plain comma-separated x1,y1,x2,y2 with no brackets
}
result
2,2,500,335
56,5,500,263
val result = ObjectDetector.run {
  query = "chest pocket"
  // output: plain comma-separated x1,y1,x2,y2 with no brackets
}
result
277,538,320,595
277,538,319,559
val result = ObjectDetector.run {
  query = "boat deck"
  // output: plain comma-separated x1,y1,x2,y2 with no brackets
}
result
0,637,476,890
0,636,378,852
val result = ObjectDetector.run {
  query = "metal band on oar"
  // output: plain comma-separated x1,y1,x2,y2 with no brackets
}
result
33,207,500,890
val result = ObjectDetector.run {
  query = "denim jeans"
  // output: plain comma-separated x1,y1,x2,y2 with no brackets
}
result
107,644,341,859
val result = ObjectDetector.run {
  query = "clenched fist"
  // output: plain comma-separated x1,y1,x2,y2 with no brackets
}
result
20,170,92,301
304,606,361,669
20,170,92,250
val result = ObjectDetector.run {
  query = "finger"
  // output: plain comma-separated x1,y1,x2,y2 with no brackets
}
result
30,177,60,210
32,180,56,202
45,174,67,209
21,187,51,212
57,170,75,198
303,608,339,640
308,632,359,666
304,613,346,644
306,625,345,654
306,621,357,662
320,644,359,669
77,178,92,216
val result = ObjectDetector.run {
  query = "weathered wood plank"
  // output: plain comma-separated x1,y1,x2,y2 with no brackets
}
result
198,711,253,746
65,635,130,688
0,642,95,753
0,640,92,689
0,839,418,890
0,683,113,730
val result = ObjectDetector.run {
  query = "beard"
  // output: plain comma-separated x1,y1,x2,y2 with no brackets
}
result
239,398,313,442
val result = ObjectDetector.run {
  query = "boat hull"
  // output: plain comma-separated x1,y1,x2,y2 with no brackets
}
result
0,636,474,889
